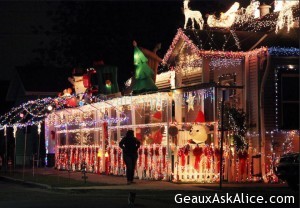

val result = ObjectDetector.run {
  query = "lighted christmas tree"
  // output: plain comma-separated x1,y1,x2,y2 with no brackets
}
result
132,41,158,94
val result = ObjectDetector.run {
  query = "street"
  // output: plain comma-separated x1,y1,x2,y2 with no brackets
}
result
0,180,299,208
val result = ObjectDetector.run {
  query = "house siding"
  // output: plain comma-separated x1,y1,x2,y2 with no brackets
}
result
263,67,276,131
248,55,259,130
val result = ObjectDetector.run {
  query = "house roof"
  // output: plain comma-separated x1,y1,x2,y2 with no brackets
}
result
183,29,266,52
0,81,14,115
232,4,300,33
162,26,299,65
162,4,299,65
162,28,266,64
256,28,299,49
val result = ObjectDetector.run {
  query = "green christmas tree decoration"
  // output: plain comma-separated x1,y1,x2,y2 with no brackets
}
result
132,45,158,94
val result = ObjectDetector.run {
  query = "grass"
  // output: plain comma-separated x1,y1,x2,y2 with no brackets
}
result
0,170,108,187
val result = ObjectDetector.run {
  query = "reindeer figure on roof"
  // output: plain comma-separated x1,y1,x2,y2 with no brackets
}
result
275,1,298,33
183,0,204,30
207,2,240,28
236,1,260,23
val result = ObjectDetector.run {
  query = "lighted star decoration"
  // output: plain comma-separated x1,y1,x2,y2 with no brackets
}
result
186,93,195,112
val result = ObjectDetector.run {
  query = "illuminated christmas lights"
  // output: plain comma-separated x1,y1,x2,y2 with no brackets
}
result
275,1,299,33
268,47,300,56
162,28,267,65
207,2,240,28
209,58,242,70
183,0,204,30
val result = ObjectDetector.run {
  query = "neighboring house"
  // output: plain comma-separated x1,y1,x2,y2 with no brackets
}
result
0,80,14,168
4,66,72,166
0,81,14,115
6,66,72,105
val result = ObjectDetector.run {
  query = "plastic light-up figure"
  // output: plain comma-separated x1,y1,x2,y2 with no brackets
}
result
234,1,260,24
275,1,299,33
274,0,284,12
183,0,204,30
68,76,87,100
207,2,240,28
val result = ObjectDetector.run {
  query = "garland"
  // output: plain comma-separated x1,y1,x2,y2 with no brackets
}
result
178,144,190,166
138,148,143,167
192,145,203,170
144,147,148,170
162,147,167,168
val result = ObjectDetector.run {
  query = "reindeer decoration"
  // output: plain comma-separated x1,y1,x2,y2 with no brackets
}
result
275,1,298,33
207,2,240,28
235,1,260,23
183,0,204,30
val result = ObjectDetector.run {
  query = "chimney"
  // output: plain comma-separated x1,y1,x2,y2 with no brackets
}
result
259,3,271,18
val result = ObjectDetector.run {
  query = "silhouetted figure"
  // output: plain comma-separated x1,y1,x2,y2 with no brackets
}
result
119,130,140,184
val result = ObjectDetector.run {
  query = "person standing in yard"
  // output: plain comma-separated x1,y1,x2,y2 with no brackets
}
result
119,130,141,184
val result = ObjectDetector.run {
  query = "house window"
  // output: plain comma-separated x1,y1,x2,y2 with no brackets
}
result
218,73,236,102
278,70,299,130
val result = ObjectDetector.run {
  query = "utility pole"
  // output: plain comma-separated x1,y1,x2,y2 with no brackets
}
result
4,125,8,173
220,90,225,189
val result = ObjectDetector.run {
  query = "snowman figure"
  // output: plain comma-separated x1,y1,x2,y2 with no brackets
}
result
189,124,208,145
68,68,87,100
188,110,208,144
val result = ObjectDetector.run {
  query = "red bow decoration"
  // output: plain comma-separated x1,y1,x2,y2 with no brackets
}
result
162,147,167,168
76,148,80,164
144,147,148,169
204,146,213,169
150,147,154,165
107,147,111,162
71,148,76,164
91,148,94,166
184,144,190,156
138,148,143,167
193,145,203,170
113,147,117,166
154,147,160,156
178,145,190,166
178,147,185,166
153,130,163,144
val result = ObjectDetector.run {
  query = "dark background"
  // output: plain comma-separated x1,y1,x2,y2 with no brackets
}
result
0,0,275,90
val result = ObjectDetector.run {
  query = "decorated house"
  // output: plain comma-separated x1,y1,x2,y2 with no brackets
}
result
151,0,300,183
1,1,299,184
154,27,299,182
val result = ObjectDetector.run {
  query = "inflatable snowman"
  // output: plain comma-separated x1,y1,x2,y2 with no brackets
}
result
189,124,208,144
188,110,208,144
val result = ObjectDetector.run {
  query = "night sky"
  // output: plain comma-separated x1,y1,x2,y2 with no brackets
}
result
0,0,274,88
